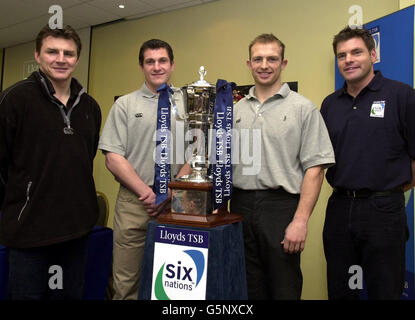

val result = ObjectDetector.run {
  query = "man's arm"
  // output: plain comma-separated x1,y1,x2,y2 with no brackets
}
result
281,165,324,254
403,159,415,192
404,87,415,192
93,103,102,158
0,92,12,208
105,151,161,216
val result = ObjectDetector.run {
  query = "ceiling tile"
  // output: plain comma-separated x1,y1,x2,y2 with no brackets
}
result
0,0,221,48
63,3,121,25
87,0,154,16
142,0,199,9
0,15,49,48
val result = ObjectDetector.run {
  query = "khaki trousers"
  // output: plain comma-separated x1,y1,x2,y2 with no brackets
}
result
112,185,154,300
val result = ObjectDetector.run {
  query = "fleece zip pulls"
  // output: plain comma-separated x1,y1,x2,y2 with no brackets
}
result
17,181,32,221
0,172,5,186
40,76,85,135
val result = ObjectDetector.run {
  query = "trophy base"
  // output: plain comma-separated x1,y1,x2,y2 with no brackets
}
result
157,211,242,228
157,180,242,228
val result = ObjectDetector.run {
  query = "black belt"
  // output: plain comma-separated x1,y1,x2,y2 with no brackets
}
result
233,187,300,198
333,188,403,198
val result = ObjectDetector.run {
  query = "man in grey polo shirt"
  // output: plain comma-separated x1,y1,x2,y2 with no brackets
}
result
98,39,186,300
230,34,335,299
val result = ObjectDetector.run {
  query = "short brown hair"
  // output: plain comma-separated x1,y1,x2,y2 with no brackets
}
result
35,25,82,58
332,26,375,55
249,33,285,61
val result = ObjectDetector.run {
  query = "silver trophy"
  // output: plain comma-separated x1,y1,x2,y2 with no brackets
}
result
168,66,215,216
159,67,242,226
179,66,216,183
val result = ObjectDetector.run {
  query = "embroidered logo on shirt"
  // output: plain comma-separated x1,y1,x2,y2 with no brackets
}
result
135,113,143,118
370,101,385,118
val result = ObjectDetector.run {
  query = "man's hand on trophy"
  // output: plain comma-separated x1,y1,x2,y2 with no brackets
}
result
157,188,172,214
142,188,172,217
155,200,170,216
176,163,192,180
153,188,172,216
139,187,158,216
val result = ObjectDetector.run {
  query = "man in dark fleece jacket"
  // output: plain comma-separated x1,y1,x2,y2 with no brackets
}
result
0,25,101,300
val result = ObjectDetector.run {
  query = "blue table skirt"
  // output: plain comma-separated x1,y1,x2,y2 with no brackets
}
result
138,220,247,300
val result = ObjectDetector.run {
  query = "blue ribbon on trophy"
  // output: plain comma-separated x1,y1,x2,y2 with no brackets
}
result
212,79,235,210
153,83,173,205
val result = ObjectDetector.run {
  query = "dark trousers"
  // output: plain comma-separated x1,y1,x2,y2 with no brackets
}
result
230,188,302,300
7,235,89,300
323,192,409,300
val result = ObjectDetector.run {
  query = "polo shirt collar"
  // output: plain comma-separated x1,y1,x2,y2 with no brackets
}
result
140,83,179,98
338,70,384,97
247,82,291,100
140,82,157,98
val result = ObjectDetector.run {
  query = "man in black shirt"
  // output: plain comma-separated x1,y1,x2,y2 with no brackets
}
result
0,25,101,300
321,26,415,300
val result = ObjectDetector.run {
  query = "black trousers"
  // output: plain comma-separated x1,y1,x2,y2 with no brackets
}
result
230,188,302,300
323,192,409,300
7,235,89,300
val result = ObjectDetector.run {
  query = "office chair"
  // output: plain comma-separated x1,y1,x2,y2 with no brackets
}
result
96,191,109,227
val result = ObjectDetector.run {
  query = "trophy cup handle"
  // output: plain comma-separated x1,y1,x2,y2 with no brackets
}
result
170,90,186,121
